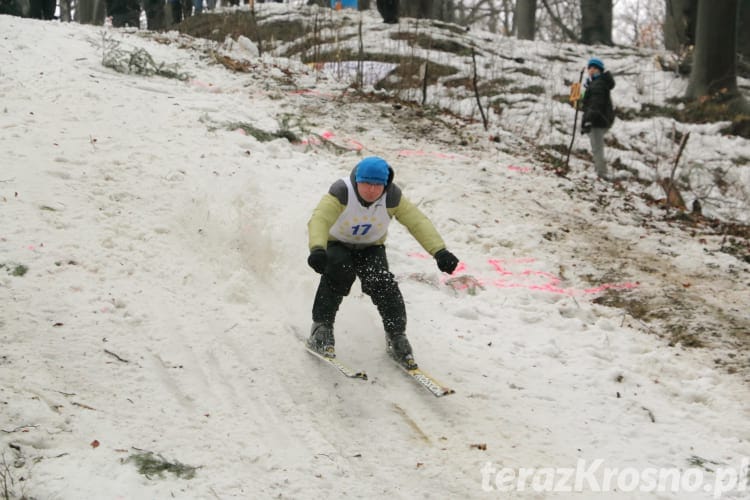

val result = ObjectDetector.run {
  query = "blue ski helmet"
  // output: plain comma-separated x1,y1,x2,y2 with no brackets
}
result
355,157,390,185
587,57,604,71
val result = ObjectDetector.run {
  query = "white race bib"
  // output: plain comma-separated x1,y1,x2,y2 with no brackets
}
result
329,177,391,244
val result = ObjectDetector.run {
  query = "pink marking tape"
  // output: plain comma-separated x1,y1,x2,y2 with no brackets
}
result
407,254,638,296
300,130,363,151
508,165,532,173
289,88,336,99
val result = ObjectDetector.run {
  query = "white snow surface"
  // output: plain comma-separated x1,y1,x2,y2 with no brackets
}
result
1,8,749,500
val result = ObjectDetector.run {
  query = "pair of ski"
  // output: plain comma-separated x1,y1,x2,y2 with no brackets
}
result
303,342,455,398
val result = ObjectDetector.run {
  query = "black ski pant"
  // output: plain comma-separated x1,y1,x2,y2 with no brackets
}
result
312,243,406,335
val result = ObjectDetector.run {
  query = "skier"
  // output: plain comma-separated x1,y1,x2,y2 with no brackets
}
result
580,57,616,180
306,156,460,369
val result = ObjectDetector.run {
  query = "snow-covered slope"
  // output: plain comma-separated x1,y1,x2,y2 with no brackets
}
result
1,9,748,499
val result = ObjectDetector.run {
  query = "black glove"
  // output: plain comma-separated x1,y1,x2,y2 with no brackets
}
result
434,249,459,274
307,248,327,274
581,122,591,134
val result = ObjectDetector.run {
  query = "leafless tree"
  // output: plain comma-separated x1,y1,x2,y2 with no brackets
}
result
538,0,580,42
580,0,612,45
686,0,748,112
455,0,512,34
144,0,165,29
77,0,105,24
59,0,73,21
400,0,455,22
737,0,750,62
615,0,664,48
516,0,537,40
663,0,697,51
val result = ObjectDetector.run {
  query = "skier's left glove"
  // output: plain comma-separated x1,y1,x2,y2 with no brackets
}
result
307,248,327,274
434,249,459,274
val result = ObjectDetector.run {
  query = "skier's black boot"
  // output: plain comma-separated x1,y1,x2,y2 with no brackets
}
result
386,332,417,369
308,322,335,358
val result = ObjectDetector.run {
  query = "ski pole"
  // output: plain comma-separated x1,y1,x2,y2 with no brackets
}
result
564,67,585,172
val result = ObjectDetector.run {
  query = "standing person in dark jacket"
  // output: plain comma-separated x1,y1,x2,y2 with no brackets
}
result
306,156,460,369
581,57,616,180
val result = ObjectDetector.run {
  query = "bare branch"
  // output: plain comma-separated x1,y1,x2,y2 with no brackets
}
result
664,131,691,210
540,0,580,42
471,49,489,130
104,349,130,363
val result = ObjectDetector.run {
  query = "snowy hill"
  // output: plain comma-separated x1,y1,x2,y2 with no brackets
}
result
1,6,749,499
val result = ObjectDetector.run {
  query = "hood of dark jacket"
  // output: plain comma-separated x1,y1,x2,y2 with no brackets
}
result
599,70,615,90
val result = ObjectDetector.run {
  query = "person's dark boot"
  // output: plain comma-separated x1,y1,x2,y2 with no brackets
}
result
307,322,335,358
386,332,417,369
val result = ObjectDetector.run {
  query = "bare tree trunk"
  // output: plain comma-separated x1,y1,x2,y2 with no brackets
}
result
438,0,455,23
181,0,192,21
580,0,612,45
59,0,72,20
686,0,741,100
456,0,489,28
0,0,19,15
106,0,142,26
396,0,453,21
663,0,697,51
500,0,513,34
29,0,55,18
516,0,537,40
487,3,498,32
78,0,106,24
376,0,398,23
145,0,165,29
737,0,750,61
400,0,432,19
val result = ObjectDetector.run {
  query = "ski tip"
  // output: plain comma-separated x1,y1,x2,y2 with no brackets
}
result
343,369,368,381
427,386,455,397
407,367,455,397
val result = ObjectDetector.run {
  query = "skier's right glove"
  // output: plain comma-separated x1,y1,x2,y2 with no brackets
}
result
307,248,327,274
434,249,459,274
581,122,591,134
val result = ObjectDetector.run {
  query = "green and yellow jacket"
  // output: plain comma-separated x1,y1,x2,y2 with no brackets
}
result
308,166,446,255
